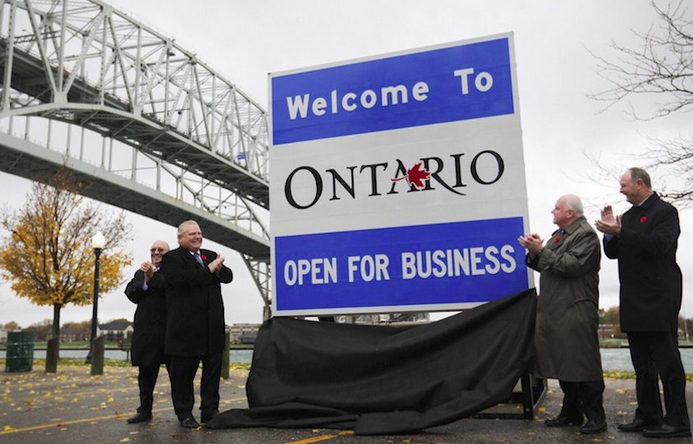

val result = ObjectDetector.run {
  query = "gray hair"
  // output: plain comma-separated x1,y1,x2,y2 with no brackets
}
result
563,194,584,217
177,220,200,237
628,167,652,189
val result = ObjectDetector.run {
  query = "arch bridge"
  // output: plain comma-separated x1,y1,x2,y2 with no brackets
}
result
0,0,272,315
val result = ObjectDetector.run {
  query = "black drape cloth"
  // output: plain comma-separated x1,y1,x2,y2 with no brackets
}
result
206,289,536,435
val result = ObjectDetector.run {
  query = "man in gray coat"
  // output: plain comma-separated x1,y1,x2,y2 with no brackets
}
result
519,194,606,434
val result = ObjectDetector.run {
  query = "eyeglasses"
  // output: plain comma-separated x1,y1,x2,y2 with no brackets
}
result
150,248,167,252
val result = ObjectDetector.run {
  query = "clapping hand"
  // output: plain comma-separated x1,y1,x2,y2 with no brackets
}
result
595,205,621,236
140,261,154,280
600,205,616,224
208,254,225,274
518,233,544,256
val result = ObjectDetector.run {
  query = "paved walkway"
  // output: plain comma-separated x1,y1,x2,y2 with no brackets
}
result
1,364,692,444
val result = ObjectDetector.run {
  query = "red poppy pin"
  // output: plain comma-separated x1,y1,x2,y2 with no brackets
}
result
640,216,647,224
554,236,560,243
201,254,207,261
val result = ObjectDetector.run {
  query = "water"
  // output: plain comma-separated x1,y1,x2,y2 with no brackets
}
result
3,348,693,371
600,348,636,371
599,348,693,372
0,349,254,364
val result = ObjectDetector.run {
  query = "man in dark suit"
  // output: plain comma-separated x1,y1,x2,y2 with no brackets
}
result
596,167,690,438
160,220,233,428
124,240,170,424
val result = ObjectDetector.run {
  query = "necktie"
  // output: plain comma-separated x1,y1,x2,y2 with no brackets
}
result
194,252,204,265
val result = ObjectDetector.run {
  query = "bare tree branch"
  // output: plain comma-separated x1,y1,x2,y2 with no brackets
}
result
587,1,693,207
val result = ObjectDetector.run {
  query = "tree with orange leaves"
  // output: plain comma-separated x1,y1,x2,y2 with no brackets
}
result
0,170,132,341
2,321,20,330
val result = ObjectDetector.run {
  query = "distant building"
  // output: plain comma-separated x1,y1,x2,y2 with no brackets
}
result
0,329,7,343
598,323,625,340
238,332,257,344
60,326,90,342
335,312,430,324
99,320,134,342
229,323,261,344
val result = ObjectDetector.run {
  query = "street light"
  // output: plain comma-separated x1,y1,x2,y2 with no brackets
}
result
86,232,105,365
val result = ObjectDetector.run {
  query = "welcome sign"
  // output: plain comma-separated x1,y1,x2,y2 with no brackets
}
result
270,33,531,316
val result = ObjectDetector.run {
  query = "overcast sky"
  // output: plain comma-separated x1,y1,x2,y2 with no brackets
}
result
2,0,692,328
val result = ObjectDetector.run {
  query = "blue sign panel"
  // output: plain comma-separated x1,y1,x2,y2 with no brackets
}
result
274,217,528,311
272,38,514,145
270,34,530,316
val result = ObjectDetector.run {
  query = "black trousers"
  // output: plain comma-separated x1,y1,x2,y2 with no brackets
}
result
558,380,606,423
627,331,690,428
167,353,222,419
136,365,161,413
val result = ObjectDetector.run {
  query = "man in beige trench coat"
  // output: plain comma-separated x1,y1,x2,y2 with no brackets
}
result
519,194,606,434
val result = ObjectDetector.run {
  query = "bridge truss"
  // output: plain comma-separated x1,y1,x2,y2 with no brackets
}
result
0,0,272,315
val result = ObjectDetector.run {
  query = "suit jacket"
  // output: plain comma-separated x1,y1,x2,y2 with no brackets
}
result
603,193,682,332
160,247,233,356
527,216,603,381
125,269,167,366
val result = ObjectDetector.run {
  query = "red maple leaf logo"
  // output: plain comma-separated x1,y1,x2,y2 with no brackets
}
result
391,162,431,190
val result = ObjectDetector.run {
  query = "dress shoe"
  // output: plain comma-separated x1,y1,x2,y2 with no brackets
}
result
642,424,692,438
126,412,152,424
580,420,607,434
544,415,583,427
179,416,200,429
618,418,657,432
201,409,220,424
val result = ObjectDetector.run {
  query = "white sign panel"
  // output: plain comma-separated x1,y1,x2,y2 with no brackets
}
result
270,33,531,316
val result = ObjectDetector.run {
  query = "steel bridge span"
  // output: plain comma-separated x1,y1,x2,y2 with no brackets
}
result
0,0,272,315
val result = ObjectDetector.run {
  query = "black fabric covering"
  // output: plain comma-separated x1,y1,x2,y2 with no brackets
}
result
206,289,536,435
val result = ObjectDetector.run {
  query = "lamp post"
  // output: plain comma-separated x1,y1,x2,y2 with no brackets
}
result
86,231,105,365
